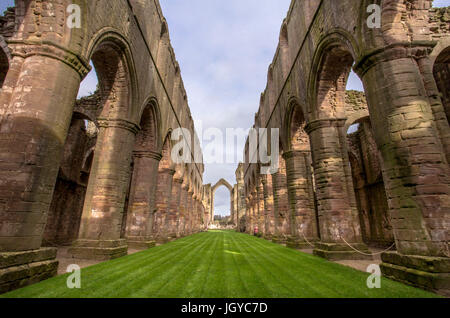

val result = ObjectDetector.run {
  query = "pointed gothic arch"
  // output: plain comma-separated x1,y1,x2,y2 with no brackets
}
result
211,179,234,223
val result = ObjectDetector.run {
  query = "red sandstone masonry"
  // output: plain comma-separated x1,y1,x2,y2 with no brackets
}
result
238,0,449,295
0,0,206,293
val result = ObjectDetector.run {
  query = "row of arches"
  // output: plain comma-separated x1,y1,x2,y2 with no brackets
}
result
240,0,449,295
0,0,206,293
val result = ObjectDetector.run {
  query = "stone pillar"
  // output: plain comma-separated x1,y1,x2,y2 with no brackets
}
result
154,168,175,243
284,150,319,249
0,52,85,292
178,185,189,237
272,157,290,243
198,198,204,232
201,203,207,231
168,177,183,238
233,186,238,225
196,198,201,232
257,181,265,236
191,196,198,233
125,150,161,249
250,190,257,234
262,176,274,239
70,119,139,260
187,191,194,235
195,197,200,232
204,204,210,231
356,51,450,295
306,119,370,260
244,197,250,233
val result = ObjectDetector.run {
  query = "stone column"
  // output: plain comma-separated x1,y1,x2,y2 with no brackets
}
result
284,150,319,249
306,119,370,260
244,197,250,233
233,186,238,225
198,198,204,232
70,119,138,260
356,51,450,294
257,181,265,236
187,190,194,235
178,185,189,237
125,150,161,249
262,176,274,240
250,190,257,234
195,198,201,232
0,51,86,292
168,177,183,238
201,203,207,231
191,196,198,233
197,198,204,232
153,168,175,243
272,158,290,243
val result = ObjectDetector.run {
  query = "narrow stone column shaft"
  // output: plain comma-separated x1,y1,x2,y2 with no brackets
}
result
77,120,137,245
284,150,319,241
125,151,161,248
154,168,175,242
306,120,362,244
272,158,290,238
168,178,183,237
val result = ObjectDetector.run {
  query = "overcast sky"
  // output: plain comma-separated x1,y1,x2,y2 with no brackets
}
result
1,0,449,215
160,0,292,215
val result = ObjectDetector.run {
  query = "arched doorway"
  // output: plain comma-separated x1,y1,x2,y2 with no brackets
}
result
68,35,137,260
346,117,394,248
211,179,233,227
42,114,98,246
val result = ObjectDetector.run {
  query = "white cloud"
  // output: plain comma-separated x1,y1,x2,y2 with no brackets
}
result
160,0,291,200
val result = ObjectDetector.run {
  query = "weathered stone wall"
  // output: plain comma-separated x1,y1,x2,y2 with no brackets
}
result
0,0,206,293
240,0,450,295
42,117,96,246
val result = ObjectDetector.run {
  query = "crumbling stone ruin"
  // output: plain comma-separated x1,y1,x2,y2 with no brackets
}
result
0,0,449,297
234,0,450,296
0,0,206,293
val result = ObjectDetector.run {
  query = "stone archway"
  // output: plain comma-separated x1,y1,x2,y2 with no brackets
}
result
211,179,234,224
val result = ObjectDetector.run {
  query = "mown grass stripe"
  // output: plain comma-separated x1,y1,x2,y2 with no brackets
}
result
0,230,439,298
234,233,324,297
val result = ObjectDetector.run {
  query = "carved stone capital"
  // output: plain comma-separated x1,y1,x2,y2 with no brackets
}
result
8,40,91,79
282,150,311,160
354,41,435,77
305,118,346,135
98,118,140,135
132,150,162,161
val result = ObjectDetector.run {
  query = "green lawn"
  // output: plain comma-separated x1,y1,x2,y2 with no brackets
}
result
1,230,439,298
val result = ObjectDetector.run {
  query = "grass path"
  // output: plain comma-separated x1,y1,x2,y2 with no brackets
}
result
1,231,439,298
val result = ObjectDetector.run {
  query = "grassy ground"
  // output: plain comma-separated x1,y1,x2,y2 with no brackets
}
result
1,230,439,298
